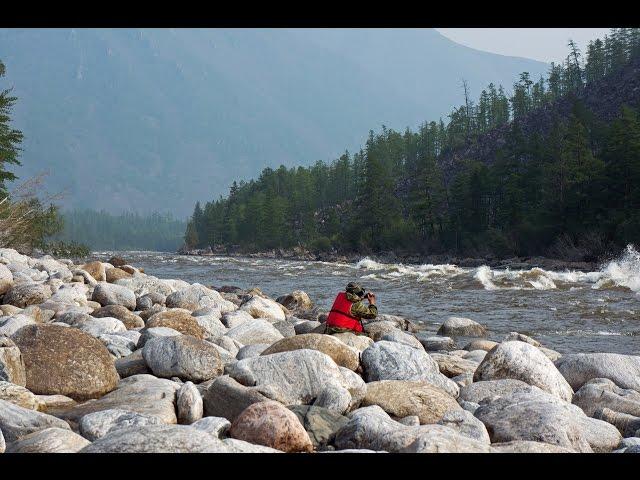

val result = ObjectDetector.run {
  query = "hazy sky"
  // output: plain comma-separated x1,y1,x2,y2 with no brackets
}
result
437,28,611,64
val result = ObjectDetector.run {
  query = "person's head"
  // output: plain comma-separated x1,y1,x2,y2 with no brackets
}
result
346,282,366,299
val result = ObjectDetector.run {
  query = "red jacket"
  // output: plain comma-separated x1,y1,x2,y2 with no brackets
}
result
326,291,364,332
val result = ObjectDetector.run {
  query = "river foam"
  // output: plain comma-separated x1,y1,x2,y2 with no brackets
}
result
354,245,640,293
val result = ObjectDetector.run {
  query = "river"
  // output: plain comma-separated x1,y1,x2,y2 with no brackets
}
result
94,245,640,355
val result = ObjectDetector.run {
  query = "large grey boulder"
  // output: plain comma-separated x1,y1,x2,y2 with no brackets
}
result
137,326,182,348
555,353,640,392
0,399,71,442
225,319,284,346
114,275,175,297
142,335,224,382
380,330,424,350
92,283,136,310
474,341,573,401
437,409,490,443
52,375,180,425
474,390,621,452
79,424,230,453
47,282,89,306
459,379,540,405
226,349,353,410
203,375,270,422
361,341,458,397
5,427,90,453
0,336,26,386
194,314,227,341
166,284,235,313
573,378,640,418
240,296,286,322
236,343,270,360
75,317,127,337
221,310,254,328
416,335,456,352
437,317,486,337
3,283,52,308
79,408,164,441
334,405,492,453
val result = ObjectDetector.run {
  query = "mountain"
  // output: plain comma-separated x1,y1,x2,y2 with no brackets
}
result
0,28,548,217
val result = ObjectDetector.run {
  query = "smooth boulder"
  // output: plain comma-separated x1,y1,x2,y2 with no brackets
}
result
5,427,90,453
474,390,621,452
555,353,640,392
11,324,120,401
230,400,313,452
261,333,360,371
361,341,458,397
142,335,224,382
79,408,164,441
474,341,573,401
0,399,71,442
361,380,461,424
92,283,136,310
437,317,486,337
226,349,353,409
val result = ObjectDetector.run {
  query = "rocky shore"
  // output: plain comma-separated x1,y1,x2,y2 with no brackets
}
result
1,247,639,453
179,246,599,272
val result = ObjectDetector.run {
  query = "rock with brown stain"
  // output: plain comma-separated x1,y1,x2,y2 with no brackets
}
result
261,333,360,371
11,324,120,401
230,400,313,452
145,309,206,339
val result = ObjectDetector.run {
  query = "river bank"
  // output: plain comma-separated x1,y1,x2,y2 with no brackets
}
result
1,247,639,453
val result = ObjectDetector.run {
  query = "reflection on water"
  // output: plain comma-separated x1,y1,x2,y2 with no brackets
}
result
94,246,640,355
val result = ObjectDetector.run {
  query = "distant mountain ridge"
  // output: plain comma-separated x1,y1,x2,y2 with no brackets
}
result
0,28,548,216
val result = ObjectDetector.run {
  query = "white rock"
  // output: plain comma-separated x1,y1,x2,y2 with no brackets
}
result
177,381,203,425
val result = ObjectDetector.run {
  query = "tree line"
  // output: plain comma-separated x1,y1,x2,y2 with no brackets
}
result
183,28,640,259
55,209,187,252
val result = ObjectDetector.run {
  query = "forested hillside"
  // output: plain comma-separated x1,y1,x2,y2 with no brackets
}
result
186,29,640,261
54,210,186,252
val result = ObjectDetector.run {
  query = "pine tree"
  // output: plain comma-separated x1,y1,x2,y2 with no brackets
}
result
0,60,23,192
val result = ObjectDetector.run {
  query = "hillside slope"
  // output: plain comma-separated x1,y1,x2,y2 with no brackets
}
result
0,28,547,216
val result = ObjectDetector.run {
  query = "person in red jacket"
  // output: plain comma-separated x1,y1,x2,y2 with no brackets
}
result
325,282,377,335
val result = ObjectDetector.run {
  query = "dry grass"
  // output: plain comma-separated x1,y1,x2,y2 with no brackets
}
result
0,172,65,252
